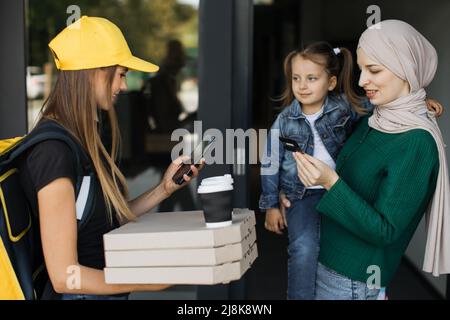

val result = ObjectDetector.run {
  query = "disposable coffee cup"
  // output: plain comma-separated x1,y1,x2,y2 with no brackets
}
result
197,175,234,228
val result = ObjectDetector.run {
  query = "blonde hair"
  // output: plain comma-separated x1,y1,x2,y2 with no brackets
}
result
39,66,134,224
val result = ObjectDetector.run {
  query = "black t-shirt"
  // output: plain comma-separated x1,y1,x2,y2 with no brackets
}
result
18,139,120,270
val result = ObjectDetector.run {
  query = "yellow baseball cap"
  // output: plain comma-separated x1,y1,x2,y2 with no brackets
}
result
48,16,159,72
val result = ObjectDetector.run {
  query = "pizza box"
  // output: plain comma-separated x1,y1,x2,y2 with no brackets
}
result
105,226,256,267
103,208,255,250
104,243,258,285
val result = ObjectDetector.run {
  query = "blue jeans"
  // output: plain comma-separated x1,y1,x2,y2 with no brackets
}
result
286,189,324,300
315,263,380,300
61,293,129,300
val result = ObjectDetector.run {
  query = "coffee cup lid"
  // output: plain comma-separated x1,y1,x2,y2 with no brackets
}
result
197,184,233,194
201,174,234,185
201,179,233,186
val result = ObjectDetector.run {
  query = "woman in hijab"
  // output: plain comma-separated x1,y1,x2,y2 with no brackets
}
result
292,20,449,300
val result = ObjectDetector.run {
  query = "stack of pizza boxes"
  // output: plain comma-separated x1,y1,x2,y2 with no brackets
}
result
103,208,257,285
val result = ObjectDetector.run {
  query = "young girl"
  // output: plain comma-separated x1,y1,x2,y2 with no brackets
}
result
259,41,442,300
18,16,202,300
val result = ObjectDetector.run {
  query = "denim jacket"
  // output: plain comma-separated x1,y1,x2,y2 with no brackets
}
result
259,94,372,210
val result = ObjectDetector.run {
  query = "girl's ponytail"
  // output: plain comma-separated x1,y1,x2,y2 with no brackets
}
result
336,47,367,115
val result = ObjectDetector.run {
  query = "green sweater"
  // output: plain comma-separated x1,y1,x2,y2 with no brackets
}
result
316,116,439,287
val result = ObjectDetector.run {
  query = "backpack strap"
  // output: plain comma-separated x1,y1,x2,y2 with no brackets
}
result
0,120,96,230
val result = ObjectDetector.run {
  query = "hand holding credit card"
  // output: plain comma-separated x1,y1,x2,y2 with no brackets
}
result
172,137,215,185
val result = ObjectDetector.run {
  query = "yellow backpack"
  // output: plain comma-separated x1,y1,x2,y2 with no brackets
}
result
0,121,94,299
0,137,27,299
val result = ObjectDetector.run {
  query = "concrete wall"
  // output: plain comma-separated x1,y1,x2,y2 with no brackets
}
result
300,0,450,296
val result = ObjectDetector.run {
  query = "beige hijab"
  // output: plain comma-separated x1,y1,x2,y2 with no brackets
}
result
358,20,449,276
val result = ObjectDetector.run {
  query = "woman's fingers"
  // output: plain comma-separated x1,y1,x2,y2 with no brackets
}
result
296,152,319,174
197,158,206,171
295,157,309,185
294,153,315,186
174,155,190,166
296,161,308,184
295,152,325,186
166,155,190,177
169,156,205,186
187,159,205,179
190,165,199,178
298,166,313,186
294,152,313,173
